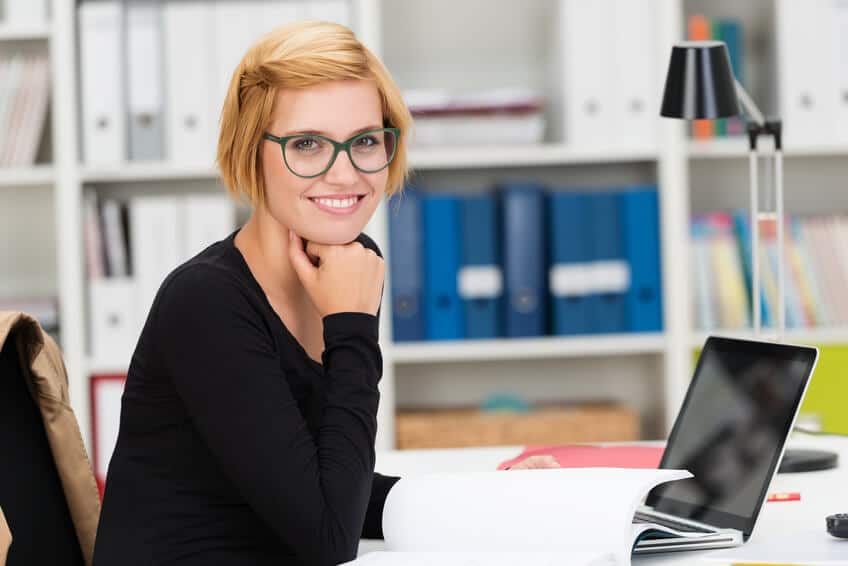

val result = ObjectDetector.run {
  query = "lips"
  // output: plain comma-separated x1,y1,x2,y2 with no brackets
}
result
307,194,367,215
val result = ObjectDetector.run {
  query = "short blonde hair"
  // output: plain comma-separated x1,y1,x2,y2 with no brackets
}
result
217,21,412,207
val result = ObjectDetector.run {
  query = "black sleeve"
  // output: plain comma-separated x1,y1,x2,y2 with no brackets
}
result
154,266,381,566
354,233,401,539
362,473,400,539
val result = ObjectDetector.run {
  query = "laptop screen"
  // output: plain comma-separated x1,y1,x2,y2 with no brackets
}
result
645,336,818,536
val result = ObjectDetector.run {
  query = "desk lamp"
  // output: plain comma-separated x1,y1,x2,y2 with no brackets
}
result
659,40,836,474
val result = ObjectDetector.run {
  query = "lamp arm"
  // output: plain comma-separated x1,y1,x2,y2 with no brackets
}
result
735,79,765,126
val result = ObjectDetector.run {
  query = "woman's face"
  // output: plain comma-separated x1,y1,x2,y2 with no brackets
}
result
261,79,389,245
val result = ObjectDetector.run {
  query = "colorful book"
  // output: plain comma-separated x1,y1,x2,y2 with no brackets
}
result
706,213,749,329
691,216,717,330
688,14,714,140
719,18,746,136
795,218,833,327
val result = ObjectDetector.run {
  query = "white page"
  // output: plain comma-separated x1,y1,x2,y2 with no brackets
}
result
382,467,690,566
344,550,616,566
704,529,848,565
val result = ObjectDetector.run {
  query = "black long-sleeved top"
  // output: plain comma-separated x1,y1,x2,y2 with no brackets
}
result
92,230,398,566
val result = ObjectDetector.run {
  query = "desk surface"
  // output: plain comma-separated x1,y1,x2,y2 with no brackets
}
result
360,434,848,565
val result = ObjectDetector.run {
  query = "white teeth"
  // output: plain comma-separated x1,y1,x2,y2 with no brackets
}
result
315,197,358,209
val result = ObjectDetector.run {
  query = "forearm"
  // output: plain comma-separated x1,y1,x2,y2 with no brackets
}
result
362,473,400,540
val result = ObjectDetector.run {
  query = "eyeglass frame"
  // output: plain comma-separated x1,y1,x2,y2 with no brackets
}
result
262,127,401,179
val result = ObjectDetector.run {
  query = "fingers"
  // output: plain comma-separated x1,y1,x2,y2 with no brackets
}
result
507,455,560,470
303,240,320,267
304,240,327,262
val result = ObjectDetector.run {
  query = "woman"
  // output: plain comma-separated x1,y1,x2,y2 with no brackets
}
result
93,21,410,566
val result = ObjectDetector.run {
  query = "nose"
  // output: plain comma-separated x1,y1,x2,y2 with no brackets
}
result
323,148,359,185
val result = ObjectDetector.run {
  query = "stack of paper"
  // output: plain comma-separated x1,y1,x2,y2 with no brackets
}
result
344,467,691,566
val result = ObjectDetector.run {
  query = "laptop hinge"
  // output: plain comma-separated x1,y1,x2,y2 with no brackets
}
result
636,506,722,532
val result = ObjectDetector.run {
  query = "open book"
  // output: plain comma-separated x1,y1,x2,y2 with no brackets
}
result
344,468,693,566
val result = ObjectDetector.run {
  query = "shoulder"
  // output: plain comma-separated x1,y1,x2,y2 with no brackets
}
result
151,261,274,353
157,260,250,314
157,235,251,304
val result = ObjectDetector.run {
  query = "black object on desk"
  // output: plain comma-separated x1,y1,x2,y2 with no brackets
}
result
826,514,848,539
778,448,839,473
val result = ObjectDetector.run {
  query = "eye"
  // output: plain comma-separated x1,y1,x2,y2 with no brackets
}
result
354,135,379,147
293,137,322,151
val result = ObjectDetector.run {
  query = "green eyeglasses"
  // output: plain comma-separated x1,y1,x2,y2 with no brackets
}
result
262,127,400,179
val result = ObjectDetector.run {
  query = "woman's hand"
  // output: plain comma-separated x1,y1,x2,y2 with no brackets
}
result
0,506,11,564
505,455,560,470
288,230,385,318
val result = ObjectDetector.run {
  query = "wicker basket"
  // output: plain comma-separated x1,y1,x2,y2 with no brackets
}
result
395,403,639,449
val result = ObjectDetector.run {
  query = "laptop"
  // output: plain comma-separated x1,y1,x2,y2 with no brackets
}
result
631,335,819,554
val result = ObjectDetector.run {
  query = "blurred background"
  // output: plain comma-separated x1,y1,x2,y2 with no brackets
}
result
2,0,847,486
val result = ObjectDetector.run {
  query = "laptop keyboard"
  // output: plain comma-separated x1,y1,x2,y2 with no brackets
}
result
633,511,715,534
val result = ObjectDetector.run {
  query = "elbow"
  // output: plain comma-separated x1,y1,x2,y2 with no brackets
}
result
300,541,359,566
294,522,361,566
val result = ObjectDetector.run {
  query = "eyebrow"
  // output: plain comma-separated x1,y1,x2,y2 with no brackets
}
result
282,125,383,138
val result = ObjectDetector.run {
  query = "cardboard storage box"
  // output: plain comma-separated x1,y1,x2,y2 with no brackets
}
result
395,403,639,449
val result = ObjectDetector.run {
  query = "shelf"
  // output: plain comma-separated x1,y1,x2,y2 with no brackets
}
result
408,144,658,169
692,327,848,347
688,138,848,159
81,162,219,183
0,23,50,41
86,358,130,376
0,165,54,187
79,145,659,182
390,333,667,364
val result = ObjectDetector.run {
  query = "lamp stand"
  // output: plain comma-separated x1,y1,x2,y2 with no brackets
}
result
746,117,837,473
746,119,784,341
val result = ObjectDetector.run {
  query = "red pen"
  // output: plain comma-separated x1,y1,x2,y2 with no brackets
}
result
767,492,801,502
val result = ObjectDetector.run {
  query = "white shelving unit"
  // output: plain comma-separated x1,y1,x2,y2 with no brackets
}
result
0,24,51,41
80,164,220,184
688,138,848,159
0,165,54,187
392,333,668,364
4,0,848,456
408,144,658,170
693,327,848,349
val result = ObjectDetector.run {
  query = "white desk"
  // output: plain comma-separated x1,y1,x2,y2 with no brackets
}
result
360,434,848,564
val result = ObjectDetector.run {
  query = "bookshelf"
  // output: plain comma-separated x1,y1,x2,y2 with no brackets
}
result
692,327,848,349
688,138,848,159
391,333,668,364
78,145,659,182
81,164,220,184
0,165,54,187
408,144,658,170
0,24,51,41
4,0,848,457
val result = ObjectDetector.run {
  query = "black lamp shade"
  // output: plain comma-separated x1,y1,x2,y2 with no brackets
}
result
660,41,740,120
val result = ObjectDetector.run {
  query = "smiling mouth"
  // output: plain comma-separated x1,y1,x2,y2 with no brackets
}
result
308,194,366,213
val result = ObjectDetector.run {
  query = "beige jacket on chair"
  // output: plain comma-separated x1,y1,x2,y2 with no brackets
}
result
0,311,101,566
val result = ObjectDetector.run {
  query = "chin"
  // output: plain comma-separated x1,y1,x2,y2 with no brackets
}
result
300,224,367,246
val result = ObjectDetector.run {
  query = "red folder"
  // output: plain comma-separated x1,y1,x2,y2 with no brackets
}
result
497,444,665,470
